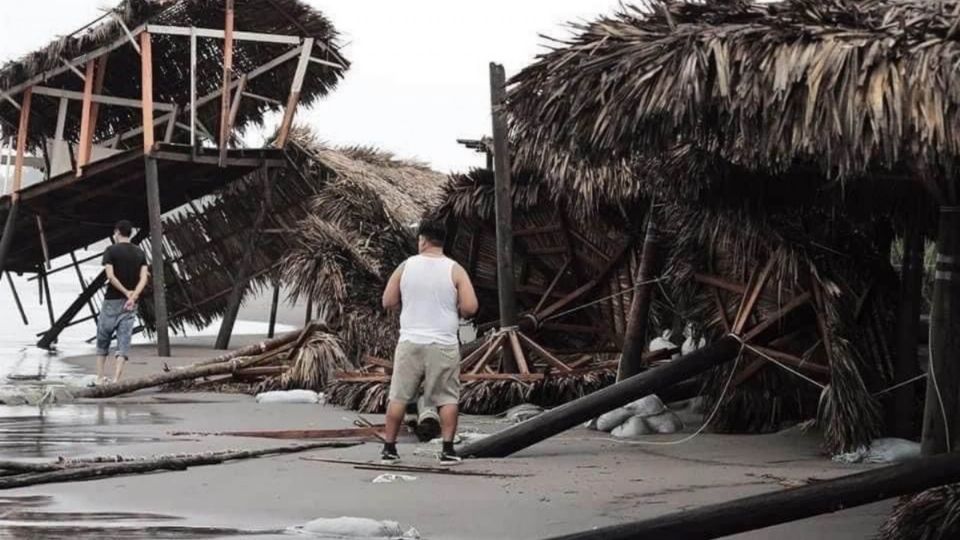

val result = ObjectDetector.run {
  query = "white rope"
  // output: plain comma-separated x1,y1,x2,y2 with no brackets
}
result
872,373,927,397
602,336,744,447
541,276,668,323
928,312,951,452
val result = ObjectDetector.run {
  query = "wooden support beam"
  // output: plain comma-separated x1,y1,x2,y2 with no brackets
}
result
31,87,175,111
740,292,812,344
190,26,197,148
145,24,303,45
469,334,506,374
76,61,96,175
268,279,280,339
85,55,109,165
534,258,571,314
892,214,924,438
7,272,29,325
12,87,32,195
508,331,529,375
617,203,658,381
275,39,313,147
35,215,51,269
218,0,236,167
54,98,69,141
489,62,518,373
733,254,777,334
518,331,572,372
140,32,155,152
70,251,99,324
38,271,106,349
144,156,170,356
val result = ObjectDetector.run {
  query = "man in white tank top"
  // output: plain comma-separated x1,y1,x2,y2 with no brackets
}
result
381,220,478,464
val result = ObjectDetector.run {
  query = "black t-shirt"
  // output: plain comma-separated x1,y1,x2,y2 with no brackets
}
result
102,243,147,300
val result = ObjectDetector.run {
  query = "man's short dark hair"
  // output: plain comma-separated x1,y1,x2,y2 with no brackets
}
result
417,219,446,247
115,220,134,238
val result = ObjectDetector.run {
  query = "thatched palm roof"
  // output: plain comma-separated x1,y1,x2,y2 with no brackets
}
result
509,0,960,198
142,127,446,362
0,0,347,148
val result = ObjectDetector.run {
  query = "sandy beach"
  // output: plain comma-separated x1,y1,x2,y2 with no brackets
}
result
0,336,893,540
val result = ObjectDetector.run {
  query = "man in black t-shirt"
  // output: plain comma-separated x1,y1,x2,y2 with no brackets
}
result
95,220,148,384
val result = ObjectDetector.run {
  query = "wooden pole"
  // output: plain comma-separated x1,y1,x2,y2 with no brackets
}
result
70,251,99,324
489,62,518,373
892,213,924,438
543,452,960,540
12,87,31,194
144,157,170,357
922,206,960,455
39,266,55,329
38,272,107,350
140,31,155,152
617,201,658,381
218,0,235,167
268,279,280,338
275,38,313,148
7,272,28,325
459,336,742,458
76,60,96,175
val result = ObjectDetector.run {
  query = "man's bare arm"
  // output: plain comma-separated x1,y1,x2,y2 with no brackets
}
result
453,264,479,318
131,265,149,301
382,263,405,311
104,265,132,298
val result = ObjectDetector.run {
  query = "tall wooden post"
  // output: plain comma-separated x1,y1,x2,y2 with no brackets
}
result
140,32,155,151
268,280,280,338
76,60,96,175
0,88,32,280
144,157,170,357
218,0,235,166
617,201,659,381
891,214,923,438
489,62,517,372
922,206,960,455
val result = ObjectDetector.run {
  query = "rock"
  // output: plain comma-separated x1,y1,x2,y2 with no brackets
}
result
612,416,653,438
645,411,684,434
596,407,634,432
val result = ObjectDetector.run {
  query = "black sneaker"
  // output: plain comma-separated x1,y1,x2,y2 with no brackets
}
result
437,450,462,466
380,448,400,465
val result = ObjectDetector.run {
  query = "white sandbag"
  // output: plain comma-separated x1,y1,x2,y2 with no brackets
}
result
289,516,415,538
645,411,684,434
649,329,677,352
681,323,707,356
612,416,653,438
583,417,600,430
832,438,921,464
596,407,634,432
626,394,667,417
254,390,321,404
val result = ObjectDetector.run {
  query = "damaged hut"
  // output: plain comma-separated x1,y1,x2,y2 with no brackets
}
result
494,0,960,457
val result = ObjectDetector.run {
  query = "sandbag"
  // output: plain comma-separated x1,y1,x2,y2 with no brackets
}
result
255,390,322,404
833,438,922,464
645,411,684,434
612,416,653,438
289,516,417,538
596,407,634,432
626,394,666,417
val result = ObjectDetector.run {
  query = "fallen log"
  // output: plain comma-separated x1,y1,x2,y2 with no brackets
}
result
74,324,325,399
543,452,960,540
459,336,742,458
170,426,385,440
0,441,359,490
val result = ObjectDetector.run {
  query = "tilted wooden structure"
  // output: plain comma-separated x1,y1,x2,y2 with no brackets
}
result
0,0,347,354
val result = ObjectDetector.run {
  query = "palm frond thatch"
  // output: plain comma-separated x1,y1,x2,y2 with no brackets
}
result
509,0,960,193
0,0,348,149
256,330,350,392
879,484,960,540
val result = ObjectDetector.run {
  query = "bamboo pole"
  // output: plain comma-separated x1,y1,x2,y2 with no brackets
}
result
922,205,960,455
489,61,518,373
543,452,960,540
617,201,658,381
140,31,154,151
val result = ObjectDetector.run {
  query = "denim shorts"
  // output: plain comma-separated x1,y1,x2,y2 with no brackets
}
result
96,299,135,357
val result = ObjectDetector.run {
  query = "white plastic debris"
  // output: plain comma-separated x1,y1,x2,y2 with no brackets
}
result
681,323,707,356
612,416,653,438
596,407,634,432
288,516,419,538
372,473,418,484
832,438,922,464
254,390,322,404
626,395,667,417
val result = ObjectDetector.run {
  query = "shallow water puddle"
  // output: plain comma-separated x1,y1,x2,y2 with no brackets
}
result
0,403,177,458
0,495,278,539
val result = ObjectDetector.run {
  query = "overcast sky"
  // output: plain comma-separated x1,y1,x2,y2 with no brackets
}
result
0,0,621,173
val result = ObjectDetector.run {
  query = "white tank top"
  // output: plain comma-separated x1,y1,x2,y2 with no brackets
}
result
399,255,459,346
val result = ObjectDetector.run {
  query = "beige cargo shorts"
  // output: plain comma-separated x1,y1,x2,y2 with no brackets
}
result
388,341,461,408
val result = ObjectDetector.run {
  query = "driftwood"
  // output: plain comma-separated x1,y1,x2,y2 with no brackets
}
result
300,457,529,478
74,324,325,399
0,441,359,490
543,452,960,540
171,426,385,440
